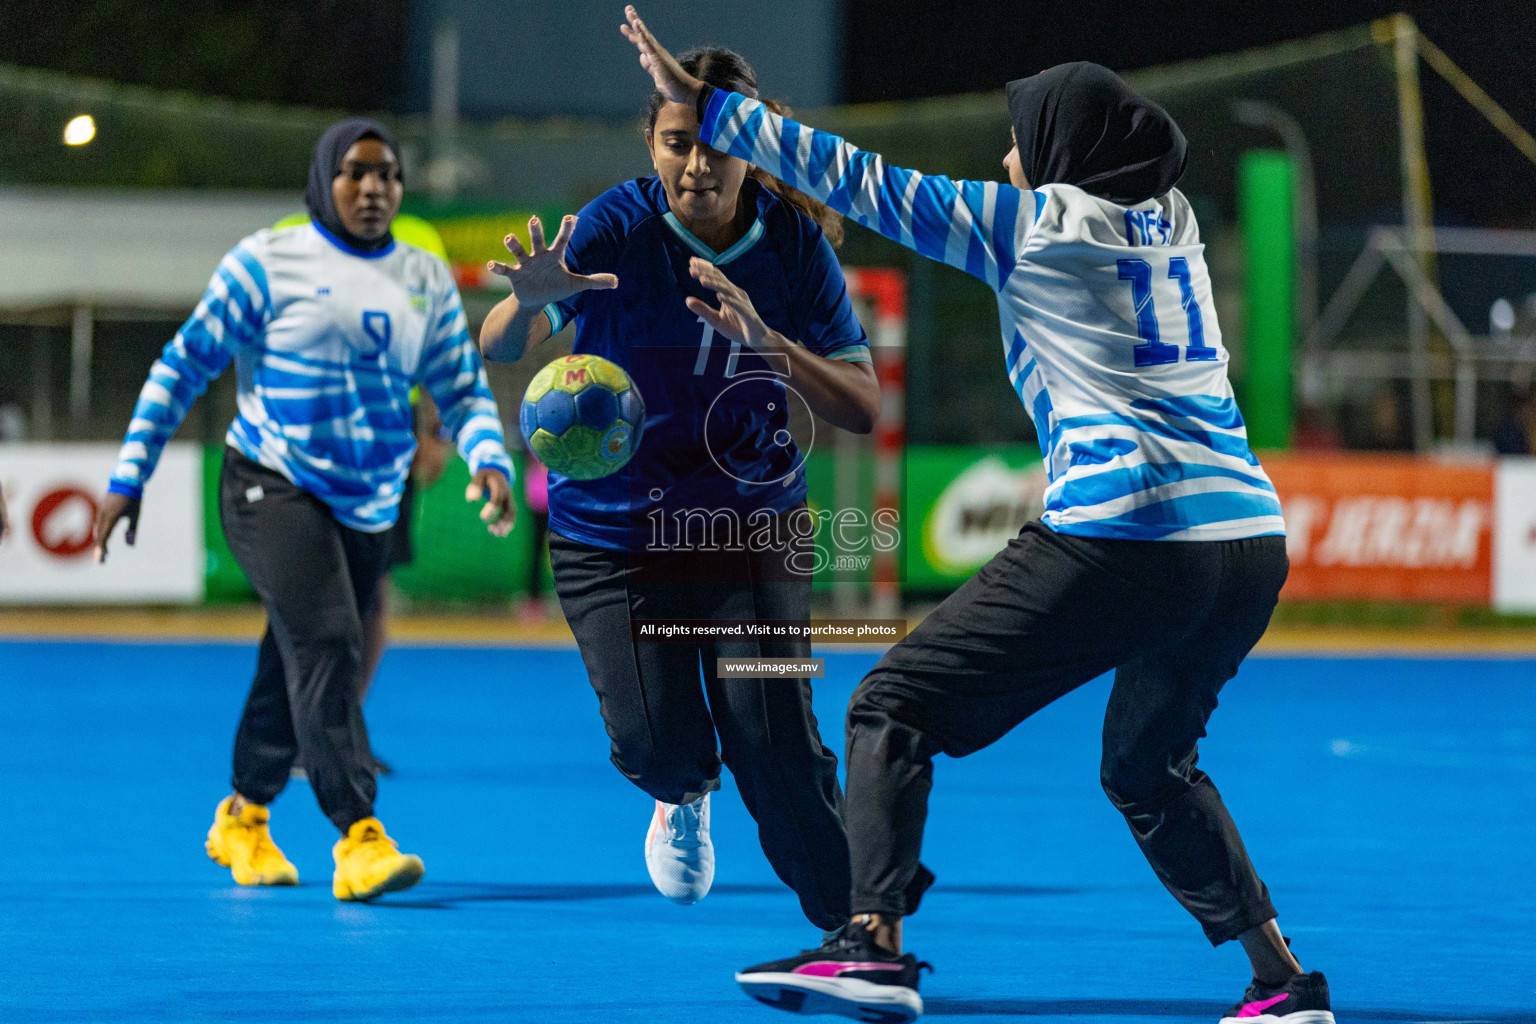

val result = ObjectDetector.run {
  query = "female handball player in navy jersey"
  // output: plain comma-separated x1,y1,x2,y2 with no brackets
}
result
624,9,1332,1024
93,118,516,903
479,47,920,943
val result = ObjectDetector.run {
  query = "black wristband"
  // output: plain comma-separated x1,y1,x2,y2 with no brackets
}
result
695,84,715,124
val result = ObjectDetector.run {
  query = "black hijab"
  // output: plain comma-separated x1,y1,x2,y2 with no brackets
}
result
304,117,401,253
1005,62,1186,205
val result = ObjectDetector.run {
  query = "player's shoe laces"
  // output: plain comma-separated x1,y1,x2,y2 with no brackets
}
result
331,817,424,902
735,923,931,1022
644,794,714,904
204,796,299,887
1220,971,1334,1024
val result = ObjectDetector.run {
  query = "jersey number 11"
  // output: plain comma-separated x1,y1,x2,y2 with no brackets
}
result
1116,257,1216,367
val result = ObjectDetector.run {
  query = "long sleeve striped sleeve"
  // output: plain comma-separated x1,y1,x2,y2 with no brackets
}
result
419,281,514,484
108,245,269,499
698,87,1042,292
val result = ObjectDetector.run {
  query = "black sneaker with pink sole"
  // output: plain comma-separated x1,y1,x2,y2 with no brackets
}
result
735,925,931,1023
1220,971,1335,1024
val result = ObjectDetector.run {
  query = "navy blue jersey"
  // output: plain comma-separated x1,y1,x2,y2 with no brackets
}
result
543,176,870,550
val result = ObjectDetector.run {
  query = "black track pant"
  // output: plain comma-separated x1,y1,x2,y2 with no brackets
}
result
846,520,1288,945
549,528,852,931
220,448,391,833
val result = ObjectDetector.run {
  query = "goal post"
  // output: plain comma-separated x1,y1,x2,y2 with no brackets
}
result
841,267,906,619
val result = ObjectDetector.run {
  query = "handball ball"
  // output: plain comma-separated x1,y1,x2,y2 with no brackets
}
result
520,354,645,480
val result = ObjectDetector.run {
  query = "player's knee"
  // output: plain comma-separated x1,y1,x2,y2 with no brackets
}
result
717,730,772,772
847,671,903,726
720,726,830,779
1100,749,1185,816
289,615,363,682
610,745,712,804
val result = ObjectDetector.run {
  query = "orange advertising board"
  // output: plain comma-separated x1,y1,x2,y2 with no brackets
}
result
1264,454,1494,603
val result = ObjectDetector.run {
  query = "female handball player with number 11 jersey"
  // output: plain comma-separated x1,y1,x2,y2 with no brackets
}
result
479,47,934,947
625,9,1333,1024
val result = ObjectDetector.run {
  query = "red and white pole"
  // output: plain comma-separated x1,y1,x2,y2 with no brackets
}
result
846,268,906,621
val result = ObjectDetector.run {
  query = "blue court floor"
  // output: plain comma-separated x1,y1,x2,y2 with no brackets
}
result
0,640,1530,1023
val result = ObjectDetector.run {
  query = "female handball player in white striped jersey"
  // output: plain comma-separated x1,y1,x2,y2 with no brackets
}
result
624,9,1333,1024
93,118,516,903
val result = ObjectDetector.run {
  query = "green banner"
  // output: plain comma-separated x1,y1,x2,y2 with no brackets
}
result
903,445,1044,589
391,454,540,605
200,445,540,606
202,446,253,603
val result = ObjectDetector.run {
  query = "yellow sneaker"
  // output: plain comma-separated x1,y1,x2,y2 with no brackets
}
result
205,796,299,887
331,817,424,902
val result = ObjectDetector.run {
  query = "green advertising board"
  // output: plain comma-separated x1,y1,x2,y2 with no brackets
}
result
903,445,1044,589
200,445,544,606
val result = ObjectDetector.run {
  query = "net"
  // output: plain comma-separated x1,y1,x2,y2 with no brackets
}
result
0,24,1428,457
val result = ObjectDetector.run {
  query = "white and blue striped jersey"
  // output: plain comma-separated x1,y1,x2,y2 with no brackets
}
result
108,221,513,532
700,89,1284,541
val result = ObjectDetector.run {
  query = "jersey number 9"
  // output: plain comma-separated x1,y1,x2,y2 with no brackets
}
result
362,310,392,357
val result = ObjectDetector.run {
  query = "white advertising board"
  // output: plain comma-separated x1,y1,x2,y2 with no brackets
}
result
1494,457,1536,613
0,443,204,603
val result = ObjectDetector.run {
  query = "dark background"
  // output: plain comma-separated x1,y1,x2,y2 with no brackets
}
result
3,1,1533,223
842,0,1536,228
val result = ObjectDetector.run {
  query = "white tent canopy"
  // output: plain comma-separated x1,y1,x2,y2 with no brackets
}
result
0,188,301,435
0,188,301,311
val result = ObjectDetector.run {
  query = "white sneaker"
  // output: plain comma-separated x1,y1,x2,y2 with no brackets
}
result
644,794,715,904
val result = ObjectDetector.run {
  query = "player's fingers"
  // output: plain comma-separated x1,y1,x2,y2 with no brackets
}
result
619,24,645,65
528,216,547,253
91,507,114,562
125,514,138,547
689,257,734,291
627,7,656,49
550,215,576,255
623,17,659,69
491,505,516,537
478,483,512,526
574,273,620,291
503,233,529,259
685,297,730,332
623,7,645,43
94,524,112,562
465,482,485,503
91,508,109,545
487,260,519,278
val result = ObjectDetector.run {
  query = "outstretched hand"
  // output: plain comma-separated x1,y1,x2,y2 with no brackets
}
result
685,258,772,351
486,214,617,309
465,468,516,538
619,6,703,106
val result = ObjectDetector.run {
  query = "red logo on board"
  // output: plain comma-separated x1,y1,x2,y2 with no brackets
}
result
31,487,98,558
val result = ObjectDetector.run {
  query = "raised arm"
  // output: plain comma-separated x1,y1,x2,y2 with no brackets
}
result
479,214,617,362
621,5,1038,290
